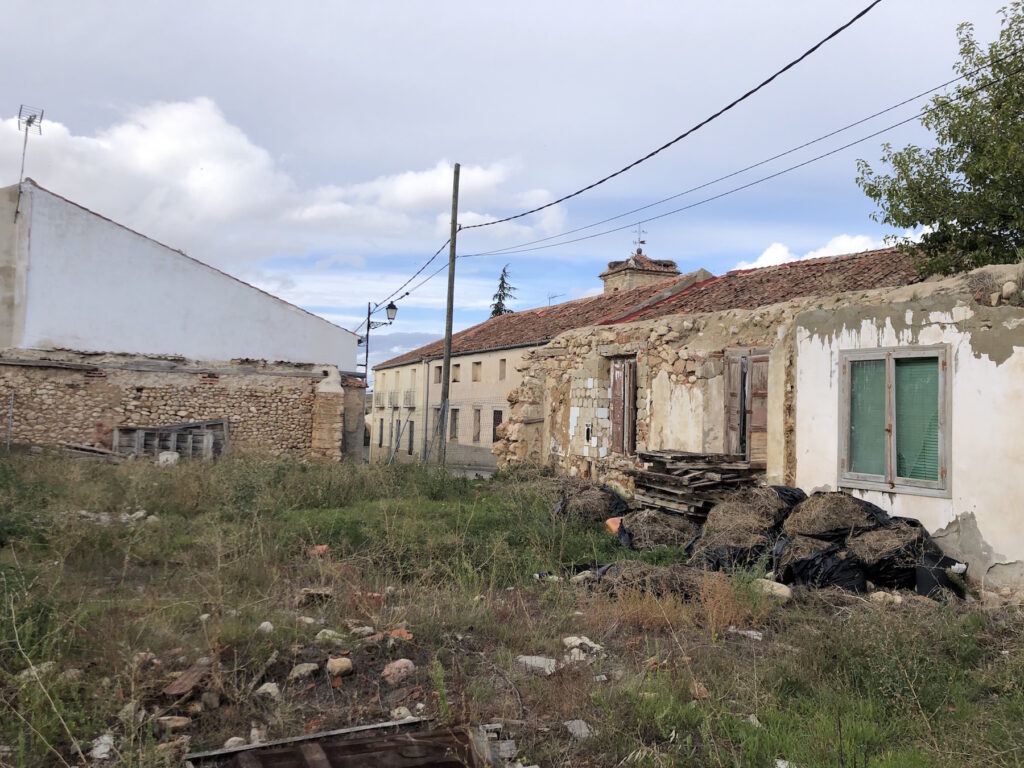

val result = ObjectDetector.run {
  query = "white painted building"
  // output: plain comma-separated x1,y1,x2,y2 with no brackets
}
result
0,181,357,368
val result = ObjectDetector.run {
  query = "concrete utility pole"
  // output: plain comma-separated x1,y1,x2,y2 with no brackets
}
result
438,162,460,466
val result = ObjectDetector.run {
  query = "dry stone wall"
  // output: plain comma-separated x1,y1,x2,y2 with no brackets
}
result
0,351,363,460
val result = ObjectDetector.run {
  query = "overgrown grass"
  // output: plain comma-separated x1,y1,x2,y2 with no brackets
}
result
1,452,1023,767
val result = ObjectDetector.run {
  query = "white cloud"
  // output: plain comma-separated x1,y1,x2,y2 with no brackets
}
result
736,234,887,270
1,100,557,271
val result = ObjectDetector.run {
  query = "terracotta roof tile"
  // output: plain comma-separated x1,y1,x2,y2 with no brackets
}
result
614,247,918,323
375,276,682,369
376,248,919,370
599,252,679,278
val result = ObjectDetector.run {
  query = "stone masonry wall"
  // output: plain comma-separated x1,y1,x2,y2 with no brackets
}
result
0,350,364,460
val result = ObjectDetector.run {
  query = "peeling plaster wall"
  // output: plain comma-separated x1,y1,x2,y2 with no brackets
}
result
794,294,1024,586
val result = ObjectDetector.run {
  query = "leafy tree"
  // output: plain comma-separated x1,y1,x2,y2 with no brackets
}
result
856,2,1024,276
490,264,517,317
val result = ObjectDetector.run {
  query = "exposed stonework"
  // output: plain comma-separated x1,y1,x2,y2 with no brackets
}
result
0,350,364,460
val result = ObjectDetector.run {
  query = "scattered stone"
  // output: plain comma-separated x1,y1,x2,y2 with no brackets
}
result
89,733,115,761
564,719,593,740
288,662,319,682
562,636,602,653
249,722,267,744
326,656,353,677
118,701,142,725
593,674,608,683
77,510,112,525
516,655,557,676
297,587,334,607
223,737,247,749
201,690,221,710
869,590,904,606
1002,280,1019,300
753,579,793,601
257,621,274,634
59,667,83,683
390,706,414,720
690,680,711,699
727,626,763,642
315,628,347,647
990,291,1002,307
297,616,317,627
382,658,416,686
157,450,180,465
131,651,157,669
144,514,160,524
307,544,329,557
16,661,56,681
199,613,211,623
570,570,595,585
349,625,376,638
156,715,191,733
745,714,762,729
254,682,281,701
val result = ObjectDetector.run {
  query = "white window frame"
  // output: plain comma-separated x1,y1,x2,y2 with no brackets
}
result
837,345,950,498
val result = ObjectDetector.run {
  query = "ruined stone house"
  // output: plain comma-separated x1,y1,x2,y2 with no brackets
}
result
371,252,710,471
0,180,365,460
494,247,1024,588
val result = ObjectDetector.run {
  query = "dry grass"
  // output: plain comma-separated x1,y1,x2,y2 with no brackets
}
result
783,492,879,539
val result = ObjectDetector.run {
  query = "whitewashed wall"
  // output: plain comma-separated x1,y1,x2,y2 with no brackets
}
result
793,300,1024,586
3,183,357,368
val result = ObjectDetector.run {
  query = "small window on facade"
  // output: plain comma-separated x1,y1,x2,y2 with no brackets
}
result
449,409,459,440
839,346,948,495
434,366,442,384
472,408,481,442
410,368,417,385
452,364,461,382
408,421,415,455
499,359,507,380
378,418,384,448
492,410,503,443
472,362,481,382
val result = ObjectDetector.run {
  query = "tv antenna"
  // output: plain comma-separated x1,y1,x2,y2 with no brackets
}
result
17,105,43,183
547,292,565,305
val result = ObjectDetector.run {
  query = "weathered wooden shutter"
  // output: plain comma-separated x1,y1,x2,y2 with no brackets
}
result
747,355,769,466
625,359,637,455
725,353,744,455
492,410,503,443
610,360,624,454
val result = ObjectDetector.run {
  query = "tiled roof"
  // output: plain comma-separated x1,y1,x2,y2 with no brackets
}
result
375,276,686,370
600,251,679,278
614,247,919,323
376,248,919,370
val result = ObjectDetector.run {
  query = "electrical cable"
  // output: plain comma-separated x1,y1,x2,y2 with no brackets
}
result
458,0,884,232
461,61,1024,258
461,52,1012,259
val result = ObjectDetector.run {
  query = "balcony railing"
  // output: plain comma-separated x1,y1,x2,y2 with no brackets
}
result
403,390,417,408
387,390,399,408
373,391,384,408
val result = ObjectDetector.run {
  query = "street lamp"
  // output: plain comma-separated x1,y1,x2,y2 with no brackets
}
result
361,296,404,462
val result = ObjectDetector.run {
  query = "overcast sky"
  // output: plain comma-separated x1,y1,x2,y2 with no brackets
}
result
0,1,1009,367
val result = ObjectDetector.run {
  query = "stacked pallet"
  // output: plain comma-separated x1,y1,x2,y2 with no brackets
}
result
630,450,761,519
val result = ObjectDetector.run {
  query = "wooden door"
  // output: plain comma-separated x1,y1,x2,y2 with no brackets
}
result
725,353,745,456
746,355,769,466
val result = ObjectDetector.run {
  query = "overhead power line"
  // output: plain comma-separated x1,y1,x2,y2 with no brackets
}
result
462,55,1010,259
458,0,884,233
462,61,1024,258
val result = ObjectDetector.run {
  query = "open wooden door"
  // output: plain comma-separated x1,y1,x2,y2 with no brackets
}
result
747,354,769,466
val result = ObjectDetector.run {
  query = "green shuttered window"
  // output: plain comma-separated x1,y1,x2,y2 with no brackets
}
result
839,347,947,496
849,360,886,476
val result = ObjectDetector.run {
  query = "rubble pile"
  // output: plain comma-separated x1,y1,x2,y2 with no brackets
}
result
609,486,967,598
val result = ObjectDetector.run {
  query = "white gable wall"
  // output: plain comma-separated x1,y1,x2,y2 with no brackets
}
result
5,183,356,368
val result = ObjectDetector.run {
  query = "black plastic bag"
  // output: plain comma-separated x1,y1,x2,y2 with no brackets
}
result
775,535,868,592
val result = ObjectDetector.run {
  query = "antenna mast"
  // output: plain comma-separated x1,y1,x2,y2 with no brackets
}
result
15,105,43,221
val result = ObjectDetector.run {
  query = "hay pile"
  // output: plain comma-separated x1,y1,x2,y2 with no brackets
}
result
620,510,699,550
689,487,790,568
776,535,834,574
549,479,628,523
847,520,926,567
598,560,724,598
783,493,882,539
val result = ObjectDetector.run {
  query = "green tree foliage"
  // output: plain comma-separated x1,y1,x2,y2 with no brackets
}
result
856,2,1024,275
490,264,517,317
